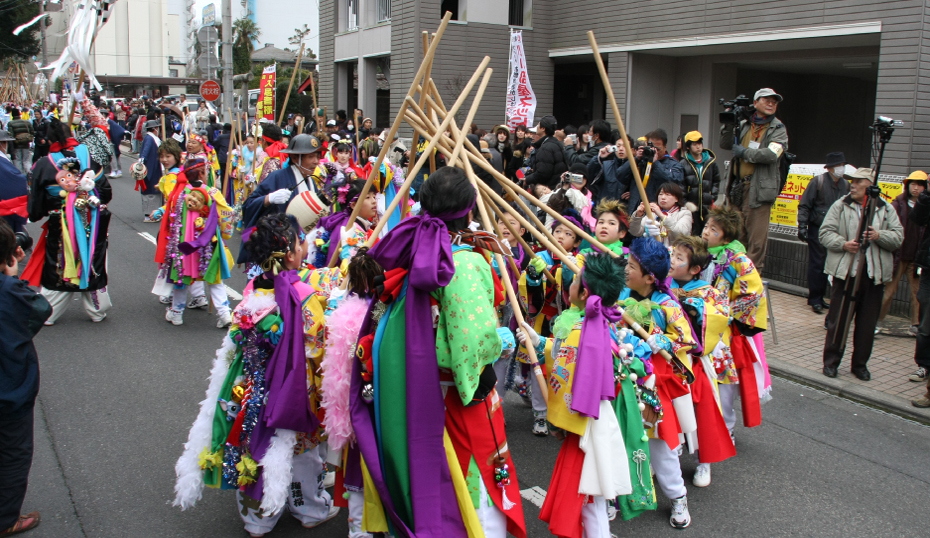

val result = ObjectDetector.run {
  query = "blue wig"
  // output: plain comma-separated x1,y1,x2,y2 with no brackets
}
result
629,237,670,282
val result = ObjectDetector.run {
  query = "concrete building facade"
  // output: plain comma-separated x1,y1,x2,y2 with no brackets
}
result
318,0,930,176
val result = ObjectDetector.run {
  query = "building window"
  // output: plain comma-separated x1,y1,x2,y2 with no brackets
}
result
441,0,458,20
169,69,178,77
509,0,524,26
346,0,358,30
377,0,391,22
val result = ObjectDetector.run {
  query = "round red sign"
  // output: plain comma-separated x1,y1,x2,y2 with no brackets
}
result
200,80,221,102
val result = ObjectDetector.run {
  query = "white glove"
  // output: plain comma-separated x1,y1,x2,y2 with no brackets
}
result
646,334,670,354
643,216,661,239
72,87,85,102
267,188,292,205
79,176,96,192
516,321,541,349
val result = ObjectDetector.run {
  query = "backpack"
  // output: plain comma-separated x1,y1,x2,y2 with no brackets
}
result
15,130,32,145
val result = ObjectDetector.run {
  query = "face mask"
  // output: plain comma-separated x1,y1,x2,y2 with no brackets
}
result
833,166,845,177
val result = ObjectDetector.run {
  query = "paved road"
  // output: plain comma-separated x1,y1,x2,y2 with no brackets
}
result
21,158,930,537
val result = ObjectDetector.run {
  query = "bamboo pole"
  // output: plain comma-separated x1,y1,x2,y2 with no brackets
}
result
354,109,360,148
326,11,455,266
358,57,491,251
160,113,166,142
481,197,522,277
279,43,305,126
486,200,556,282
587,31,652,221
421,32,437,175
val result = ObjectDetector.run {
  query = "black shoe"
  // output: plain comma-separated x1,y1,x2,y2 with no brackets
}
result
821,300,830,308
823,366,838,378
852,368,871,381
812,304,824,314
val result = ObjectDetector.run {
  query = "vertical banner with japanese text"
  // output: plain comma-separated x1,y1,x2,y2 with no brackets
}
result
506,30,536,130
258,64,276,122
768,163,904,234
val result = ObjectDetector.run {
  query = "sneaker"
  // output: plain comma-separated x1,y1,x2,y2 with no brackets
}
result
166,309,183,326
217,311,232,328
533,418,549,437
910,325,920,337
693,463,711,487
158,295,172,305
188,295,209,309
302,504,340,528
142,215,157,223
669,495,691,529
113,170,123,178
323,470,335,489
912,394,930,408
909,367,928,383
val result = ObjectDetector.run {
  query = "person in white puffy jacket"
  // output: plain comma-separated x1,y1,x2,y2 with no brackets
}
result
630,181,695,246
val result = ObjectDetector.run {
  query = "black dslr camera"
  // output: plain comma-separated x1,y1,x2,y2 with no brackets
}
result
15,229,33,252
719,95,755,125
637,141,656,162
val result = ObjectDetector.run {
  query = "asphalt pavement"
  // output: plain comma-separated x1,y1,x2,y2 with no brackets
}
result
19,156,930,537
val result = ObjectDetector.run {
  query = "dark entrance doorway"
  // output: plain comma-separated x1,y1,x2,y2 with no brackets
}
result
552,62,606,130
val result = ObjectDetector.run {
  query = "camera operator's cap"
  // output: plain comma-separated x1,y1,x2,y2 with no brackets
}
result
824,152,847,168
845,167,875,183
280,134,323,155
684,131,703,144
753,88,783,102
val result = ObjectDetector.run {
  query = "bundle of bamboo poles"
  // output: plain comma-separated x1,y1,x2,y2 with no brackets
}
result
326,13,689,395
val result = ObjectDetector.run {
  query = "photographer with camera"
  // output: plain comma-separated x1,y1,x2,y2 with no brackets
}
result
565,119,610,167
645,128,684,184
0,131,29,235
0,218,52,537
820,168,902,381
720,88,789,270
616,137,673,213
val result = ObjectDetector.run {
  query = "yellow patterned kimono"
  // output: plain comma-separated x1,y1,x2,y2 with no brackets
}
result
710,250,767,331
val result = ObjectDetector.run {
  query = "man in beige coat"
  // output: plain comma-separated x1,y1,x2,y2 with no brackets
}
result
820,168,904,381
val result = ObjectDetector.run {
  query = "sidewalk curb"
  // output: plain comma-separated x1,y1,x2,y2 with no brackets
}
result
767,358,930,425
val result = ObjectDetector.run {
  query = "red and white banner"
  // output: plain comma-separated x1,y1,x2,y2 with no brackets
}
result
257,64,276,122
505,30,536,130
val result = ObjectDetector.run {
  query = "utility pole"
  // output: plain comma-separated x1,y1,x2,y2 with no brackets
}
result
39,0,48,66
221,0,233,123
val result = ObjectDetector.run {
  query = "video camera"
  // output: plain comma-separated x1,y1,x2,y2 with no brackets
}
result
718,95,755,125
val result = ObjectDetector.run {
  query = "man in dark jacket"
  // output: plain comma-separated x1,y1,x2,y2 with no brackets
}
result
6,109,34,176
906,186,930,399
214,124,231,181
524,115,567,190
797,152,850,313
564,119,610,167
106,113,126,178
878,171,927,332
677,131,721,235
645,128,684,184
0,219,52,536
32,112,50,165
610,139,671,212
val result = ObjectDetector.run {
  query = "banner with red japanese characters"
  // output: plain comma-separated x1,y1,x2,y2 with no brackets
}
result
505,30,536,130
257,64,277,122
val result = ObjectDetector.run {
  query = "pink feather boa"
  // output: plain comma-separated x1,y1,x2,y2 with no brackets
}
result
321,294,369,452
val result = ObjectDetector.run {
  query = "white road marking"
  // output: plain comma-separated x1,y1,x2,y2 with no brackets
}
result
138,230,242,301
138,232,157,245
520,486,547,508
225,285,243,301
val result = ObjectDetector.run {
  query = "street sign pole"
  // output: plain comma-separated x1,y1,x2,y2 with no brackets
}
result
222,0,234,123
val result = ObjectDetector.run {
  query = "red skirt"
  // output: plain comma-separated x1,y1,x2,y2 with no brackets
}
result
539,433,586,538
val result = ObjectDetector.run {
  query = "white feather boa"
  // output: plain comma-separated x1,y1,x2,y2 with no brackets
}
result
257,429,298,516
173,335,237,510
321,294,368,453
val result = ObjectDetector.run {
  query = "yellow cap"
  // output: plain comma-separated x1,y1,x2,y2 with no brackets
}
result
684,131,703,144
906,170,928,181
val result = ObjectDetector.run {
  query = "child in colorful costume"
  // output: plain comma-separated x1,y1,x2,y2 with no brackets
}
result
349,167,526,538
619,237,698,529
173,212,341,537
152,157,237,328
25,102,113,324
580,199,631,261
513,210,587,437
518,253,648,538
669,235,737,489
183,134,221,190
700,207,770,444
319,179,378,269
230,134,265,211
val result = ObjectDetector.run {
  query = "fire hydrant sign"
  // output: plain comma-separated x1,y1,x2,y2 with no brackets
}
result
199,80,221,102
258,64,277,122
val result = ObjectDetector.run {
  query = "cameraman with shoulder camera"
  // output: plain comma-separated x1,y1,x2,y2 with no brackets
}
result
819,168,902,381
0,219,52,536
720,88,789,270
0,130,29,235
